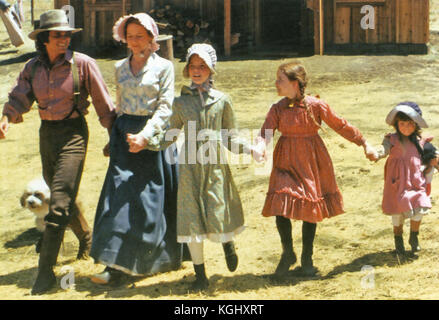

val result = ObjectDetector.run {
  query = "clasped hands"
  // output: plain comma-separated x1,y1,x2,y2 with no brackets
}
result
363,141,379,162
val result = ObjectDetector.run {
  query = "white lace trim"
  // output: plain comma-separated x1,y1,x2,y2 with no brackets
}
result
177,225,246,243
400,206,430,218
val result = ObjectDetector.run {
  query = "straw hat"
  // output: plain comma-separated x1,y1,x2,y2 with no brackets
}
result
183,43,217,78
385,102,428,128
28,10,81,40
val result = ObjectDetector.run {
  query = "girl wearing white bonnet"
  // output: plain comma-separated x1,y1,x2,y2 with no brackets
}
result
183,43,217,79
148,43,263,291
90,13,182,285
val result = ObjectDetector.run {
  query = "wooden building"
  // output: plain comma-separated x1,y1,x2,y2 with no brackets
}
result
312,0,430,54
53,0,430,56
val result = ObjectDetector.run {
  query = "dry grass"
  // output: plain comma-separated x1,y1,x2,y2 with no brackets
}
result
0,1,439,300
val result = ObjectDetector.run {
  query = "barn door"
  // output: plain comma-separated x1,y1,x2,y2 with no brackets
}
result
261,0,302,45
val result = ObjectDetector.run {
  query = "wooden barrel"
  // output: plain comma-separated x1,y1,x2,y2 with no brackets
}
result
157,34,173,61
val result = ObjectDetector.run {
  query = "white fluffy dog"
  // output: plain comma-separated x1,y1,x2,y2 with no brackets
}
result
19,177,92,259
20,177,50,232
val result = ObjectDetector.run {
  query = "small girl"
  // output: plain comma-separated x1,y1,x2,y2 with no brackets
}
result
375,102,433,255
148,43,263,291
256,61,376,278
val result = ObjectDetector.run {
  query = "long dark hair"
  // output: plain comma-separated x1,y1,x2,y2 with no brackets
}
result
35,31,50,60
393,111,424,157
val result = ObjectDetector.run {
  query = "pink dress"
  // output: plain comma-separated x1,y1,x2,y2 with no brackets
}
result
382,133,431,215
259,96,366,223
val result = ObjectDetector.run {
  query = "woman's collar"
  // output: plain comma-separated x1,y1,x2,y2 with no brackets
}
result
126,52,156,75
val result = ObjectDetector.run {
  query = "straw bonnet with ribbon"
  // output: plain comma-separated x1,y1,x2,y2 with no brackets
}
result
28,9,82,40
385,101,428,128
112,13,160,52
183,43,217,78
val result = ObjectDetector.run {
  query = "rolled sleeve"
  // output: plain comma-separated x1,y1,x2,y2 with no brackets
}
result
2,60,36,123
83,57,116,129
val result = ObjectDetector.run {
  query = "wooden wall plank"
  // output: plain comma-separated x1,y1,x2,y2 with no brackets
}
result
398,0,411,43
224,0,231,56
98,10,105,46
350,5,365,43
334,6,350,44
254,0,261,46
319,0,324,54
90,10,96,46
335,0,385,4
376,5,386,43
424,0,429,43
313,0,320,53
411,0,422,43
384,0,394,43
411,0,429,44
143,0,154,11
54,0,70,9
324,0,334,45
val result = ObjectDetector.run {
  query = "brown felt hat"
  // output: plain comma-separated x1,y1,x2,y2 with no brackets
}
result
28,10,81,40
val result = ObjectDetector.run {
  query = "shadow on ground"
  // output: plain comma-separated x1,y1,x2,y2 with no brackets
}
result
0,249,420,298
4,228,41,249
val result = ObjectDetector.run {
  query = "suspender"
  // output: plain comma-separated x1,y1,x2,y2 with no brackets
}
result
30,52,81,120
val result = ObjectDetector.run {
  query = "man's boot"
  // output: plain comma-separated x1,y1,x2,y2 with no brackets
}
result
31,225,65,295
69,203,92,260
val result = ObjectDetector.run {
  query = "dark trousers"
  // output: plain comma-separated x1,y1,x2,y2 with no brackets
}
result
39,117,89,229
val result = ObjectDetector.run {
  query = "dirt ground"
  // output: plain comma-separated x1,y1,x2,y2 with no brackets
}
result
1,1,439,300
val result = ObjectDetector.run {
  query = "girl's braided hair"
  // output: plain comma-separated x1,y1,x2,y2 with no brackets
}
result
278,61,320,128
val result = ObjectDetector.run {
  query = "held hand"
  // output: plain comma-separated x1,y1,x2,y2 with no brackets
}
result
251,143,266,163
363,141,378,162
126,133,148,153
103,142,110,157
0,116,9,139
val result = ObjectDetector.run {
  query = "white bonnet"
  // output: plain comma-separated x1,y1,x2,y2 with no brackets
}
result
112,13,160,52
183,43,217,78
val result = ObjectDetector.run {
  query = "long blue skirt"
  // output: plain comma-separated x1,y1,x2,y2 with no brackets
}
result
90,114,181,275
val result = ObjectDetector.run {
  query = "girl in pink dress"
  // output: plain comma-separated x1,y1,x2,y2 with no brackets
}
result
256,61,377,277
375,102,433,256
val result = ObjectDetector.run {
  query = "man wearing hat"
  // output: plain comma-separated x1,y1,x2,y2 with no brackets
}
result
0,10,116,295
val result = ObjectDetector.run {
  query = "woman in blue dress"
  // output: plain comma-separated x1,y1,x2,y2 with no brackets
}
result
90,13,181,285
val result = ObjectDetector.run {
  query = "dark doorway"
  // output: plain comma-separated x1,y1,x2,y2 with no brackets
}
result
260,0,313,54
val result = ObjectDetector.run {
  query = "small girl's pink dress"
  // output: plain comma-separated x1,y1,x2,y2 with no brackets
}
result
382,133,431,215
259,95,366,223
